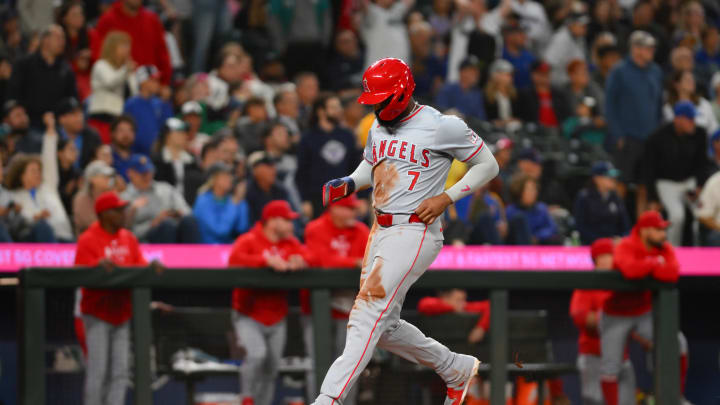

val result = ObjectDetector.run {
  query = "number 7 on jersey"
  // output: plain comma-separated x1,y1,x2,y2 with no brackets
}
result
407,170,420,190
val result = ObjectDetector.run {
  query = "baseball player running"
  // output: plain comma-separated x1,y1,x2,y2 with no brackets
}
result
314,58,499,405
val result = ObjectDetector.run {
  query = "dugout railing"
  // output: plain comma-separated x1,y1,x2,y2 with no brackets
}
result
19,268,689,405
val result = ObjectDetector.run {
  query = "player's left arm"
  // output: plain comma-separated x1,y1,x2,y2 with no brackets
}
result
415,145,499,224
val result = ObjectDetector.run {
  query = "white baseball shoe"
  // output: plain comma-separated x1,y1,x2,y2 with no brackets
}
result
444,356,481,405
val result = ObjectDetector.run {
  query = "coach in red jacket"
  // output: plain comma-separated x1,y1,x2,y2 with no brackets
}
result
76,191,147,405
92,0,172,85
600,211,679,405
570,238,635,405
299,195,369,404
229,200,312,405
418,289,490,344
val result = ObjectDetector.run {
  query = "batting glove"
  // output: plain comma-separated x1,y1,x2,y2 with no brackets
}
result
322,176,356,206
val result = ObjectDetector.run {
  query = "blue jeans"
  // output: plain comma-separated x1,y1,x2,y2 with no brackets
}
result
146,216,202,244
19,220,56,243
507,214,533,245
468,213,501,245
0,221,12,242
190,0,232,72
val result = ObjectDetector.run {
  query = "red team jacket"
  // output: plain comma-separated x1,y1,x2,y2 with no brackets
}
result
417,297,491,331
570,290,609,355
76,222,147,325
230,223,313,326
603,225,679,316
299,213,370,319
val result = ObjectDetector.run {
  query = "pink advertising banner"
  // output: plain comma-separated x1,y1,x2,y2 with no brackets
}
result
0,244,717,275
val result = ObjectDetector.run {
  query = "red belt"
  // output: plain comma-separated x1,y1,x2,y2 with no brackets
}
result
376,211,424,227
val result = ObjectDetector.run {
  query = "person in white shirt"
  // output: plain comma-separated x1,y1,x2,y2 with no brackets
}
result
88,31,134,119
663,69,719,137
697,169,720,246
544,10,589,86
5,113,73,241
360,0,415,68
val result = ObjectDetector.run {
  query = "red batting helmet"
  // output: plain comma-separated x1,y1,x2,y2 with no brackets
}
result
357,58,416,121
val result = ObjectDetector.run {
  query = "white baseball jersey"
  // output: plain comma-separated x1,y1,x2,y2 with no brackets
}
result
363,105,485,214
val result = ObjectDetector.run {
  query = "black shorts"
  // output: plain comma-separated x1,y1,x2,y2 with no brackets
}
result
613,137,646,185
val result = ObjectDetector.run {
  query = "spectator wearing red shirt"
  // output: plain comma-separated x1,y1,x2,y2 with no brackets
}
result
570,238,635,405
517,61,570,128
92,0,171,85
600,211,679,405
229,200,312,405
75,191,147,405
299,195,369,405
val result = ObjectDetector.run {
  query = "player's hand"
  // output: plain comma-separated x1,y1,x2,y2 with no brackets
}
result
98,257,114,273
287,254,307,271
322,177,356,206
415,193,453,225
266,255,289,272
468,326,486,343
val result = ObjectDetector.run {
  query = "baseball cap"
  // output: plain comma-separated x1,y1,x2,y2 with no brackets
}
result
128,154,155,174
674,101,697,119
590,238,614,260
248,151,276,168
517,148,542,164
261,200,299,222
567,11,589,25
164,117,189,132
330,193,360,209
636,210,670,230
181,101,203,116
84,160,115,179
134,65,161,85
495,137,514,151
95,191,128,215
591,161,619,178
531,60,551,74
55,97,82,117
205,162,233,181
629,30,656,48
489,59,514,75
459,55,481,71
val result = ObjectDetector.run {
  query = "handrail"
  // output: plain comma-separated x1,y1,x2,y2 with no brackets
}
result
18,268,682,405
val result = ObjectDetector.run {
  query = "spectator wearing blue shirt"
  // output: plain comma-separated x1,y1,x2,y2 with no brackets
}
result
696,26,720,85
605,31,663,186
123,65,172,157
109,115,136,182
435,56,486,120
573,161,631,245
505,173,562,245
193,163,249,244
501,23,536,91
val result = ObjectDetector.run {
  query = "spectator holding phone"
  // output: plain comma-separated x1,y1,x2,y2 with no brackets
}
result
193,162,249,244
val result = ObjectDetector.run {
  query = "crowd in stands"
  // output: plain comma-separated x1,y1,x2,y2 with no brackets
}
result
0,0,719,248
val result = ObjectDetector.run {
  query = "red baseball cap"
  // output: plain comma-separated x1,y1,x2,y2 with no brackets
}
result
261,200,299,222
636,210,670,230
330,194,360,209
94,191,128,215
590,238,614,260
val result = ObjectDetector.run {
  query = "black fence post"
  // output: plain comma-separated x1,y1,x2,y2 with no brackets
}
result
654,288,680,405
490,289,508,405
132,287,153,405
311,288,333,397
19,286,45,405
